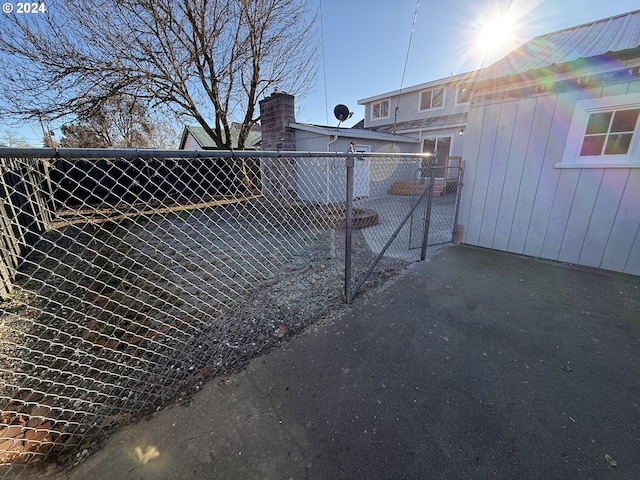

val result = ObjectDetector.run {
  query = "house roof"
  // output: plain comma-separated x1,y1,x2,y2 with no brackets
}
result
370,113,468,134
479,9,640,82
290,122,420,143
179,124,261,150
357,71,480,105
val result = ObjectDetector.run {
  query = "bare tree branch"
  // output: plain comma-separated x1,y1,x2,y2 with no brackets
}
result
0,0,318,148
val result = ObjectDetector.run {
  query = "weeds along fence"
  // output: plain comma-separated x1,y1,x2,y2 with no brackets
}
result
0,148,460,476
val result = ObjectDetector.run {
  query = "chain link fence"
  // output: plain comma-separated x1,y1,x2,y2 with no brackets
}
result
0,148,461,477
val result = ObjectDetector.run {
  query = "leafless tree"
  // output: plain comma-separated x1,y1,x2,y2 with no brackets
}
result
0,0,318,149
60,96,160,148
0,129,31,148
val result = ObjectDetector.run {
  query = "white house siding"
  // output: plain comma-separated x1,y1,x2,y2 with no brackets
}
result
295,154,421,203
459,81,640,275
293,130,420,203
182,133,201,150
293,130,342,152
448,133,465,158
293,130,417,154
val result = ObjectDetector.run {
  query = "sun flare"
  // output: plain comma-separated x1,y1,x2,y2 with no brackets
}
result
471,5,528,64
477,13,517,54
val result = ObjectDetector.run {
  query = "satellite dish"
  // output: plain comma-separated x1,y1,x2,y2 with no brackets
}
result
333,104,353,123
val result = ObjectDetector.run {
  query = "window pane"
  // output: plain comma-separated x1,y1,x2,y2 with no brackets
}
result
604,133,633,154
381,100,389,117
373,103,380,117
580,135,605,156
422,138,435,155
611,109,640,133
420,91,432,110
432,88,444,108
585,112,612,134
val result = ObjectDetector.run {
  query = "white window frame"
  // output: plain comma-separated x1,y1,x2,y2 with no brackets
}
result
419,86,446,112
353,144,371,153
371,99,390,120
558,92,640,168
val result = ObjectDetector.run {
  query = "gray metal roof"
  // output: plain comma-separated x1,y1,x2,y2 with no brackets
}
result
480,9,640,81
179,124,261,149
370,113,468,134
290,123,420,143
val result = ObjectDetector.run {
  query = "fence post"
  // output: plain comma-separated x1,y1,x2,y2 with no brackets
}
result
344,152,355,303
451,162,464,243
420,162,435,261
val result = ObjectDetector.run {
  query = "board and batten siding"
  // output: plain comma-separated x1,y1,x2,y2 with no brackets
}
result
458,81,640,275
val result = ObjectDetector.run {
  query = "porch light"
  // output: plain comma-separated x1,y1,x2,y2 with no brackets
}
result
458,128,464,136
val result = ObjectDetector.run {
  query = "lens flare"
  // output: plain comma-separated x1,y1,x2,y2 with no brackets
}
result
477,12,518,55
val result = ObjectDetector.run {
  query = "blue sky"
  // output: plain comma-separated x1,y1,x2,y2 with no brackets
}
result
298,0,640,127
5,0,640,144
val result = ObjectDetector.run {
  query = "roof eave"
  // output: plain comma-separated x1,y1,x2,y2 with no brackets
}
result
357,70,484,105
178,126,191,149
290,123,420,143
475,49,640,93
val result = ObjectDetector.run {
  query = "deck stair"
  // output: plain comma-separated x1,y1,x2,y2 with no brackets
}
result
387,179,447,196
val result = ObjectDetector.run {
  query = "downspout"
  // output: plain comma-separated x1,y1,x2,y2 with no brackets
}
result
327,134,338,151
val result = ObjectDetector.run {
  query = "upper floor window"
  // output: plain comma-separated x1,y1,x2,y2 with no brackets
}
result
419,87,445,111
559,92,640,168
456,83,472,105
371,99,390,120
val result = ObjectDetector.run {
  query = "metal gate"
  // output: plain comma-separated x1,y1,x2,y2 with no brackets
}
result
344,153,463,303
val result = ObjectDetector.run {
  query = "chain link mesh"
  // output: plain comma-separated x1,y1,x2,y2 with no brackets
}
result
0,149,460,477
348,156,463,299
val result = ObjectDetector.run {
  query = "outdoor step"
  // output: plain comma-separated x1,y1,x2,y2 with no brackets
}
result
387,179,446,196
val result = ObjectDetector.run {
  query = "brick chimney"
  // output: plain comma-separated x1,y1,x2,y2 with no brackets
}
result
257,92,296,199
259,92,295,151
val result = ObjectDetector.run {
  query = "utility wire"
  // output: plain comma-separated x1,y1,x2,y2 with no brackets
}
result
319,0,329,125
393,0,420,133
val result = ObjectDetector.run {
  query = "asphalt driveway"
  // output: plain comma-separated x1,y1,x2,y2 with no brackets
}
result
42,244,640,480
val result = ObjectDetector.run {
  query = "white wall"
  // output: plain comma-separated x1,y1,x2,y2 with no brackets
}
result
458,80,640,276
293,130,417,154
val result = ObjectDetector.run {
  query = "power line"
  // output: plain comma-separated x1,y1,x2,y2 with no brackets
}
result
319,0,329,125
393,0,420,133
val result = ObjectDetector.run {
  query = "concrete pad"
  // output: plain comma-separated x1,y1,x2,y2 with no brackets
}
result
48,245,640,479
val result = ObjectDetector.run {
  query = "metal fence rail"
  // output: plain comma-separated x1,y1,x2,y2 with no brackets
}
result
0,148,461,477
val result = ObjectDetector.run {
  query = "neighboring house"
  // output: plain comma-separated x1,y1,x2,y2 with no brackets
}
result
255,92,420,154
178,123,263,195
292,123,421,201
258,92,422,202
358,71,477,172
179,123,261,150
458,9,640,275
291,122,419,154
291,122,422,201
